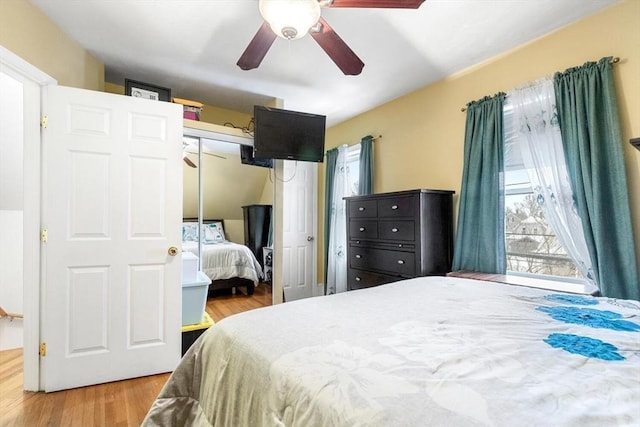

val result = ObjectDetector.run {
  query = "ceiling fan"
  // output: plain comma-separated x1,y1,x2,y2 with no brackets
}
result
237,0,426,76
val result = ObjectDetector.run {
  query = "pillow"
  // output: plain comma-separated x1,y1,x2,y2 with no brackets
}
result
204,222,226,243
182,223,199,242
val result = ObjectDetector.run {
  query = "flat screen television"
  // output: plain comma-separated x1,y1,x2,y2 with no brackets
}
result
240,144,273,168
253,105,326,163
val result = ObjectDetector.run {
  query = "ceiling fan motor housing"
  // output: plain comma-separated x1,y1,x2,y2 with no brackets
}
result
281,27,298,40
259,0,321,40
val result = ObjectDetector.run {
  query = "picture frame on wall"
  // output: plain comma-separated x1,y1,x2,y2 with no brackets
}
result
124,79,171,102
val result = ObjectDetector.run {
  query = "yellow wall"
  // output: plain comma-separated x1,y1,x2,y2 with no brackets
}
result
0,0,104,90
182,152,271,244
320,0,640,283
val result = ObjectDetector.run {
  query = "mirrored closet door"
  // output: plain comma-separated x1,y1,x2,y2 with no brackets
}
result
182,128,273,299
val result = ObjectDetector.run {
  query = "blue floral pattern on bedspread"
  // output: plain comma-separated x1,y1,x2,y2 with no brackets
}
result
544,333,625,361
544,294,598,305
537,293,639,361
537,306,640,332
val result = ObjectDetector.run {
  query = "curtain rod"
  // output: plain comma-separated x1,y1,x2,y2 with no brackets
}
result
345,134,382,145
326,134,382,155
459,57,620,112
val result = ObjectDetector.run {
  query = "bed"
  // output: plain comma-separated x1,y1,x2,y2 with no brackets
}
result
143,276,640,426
182,219,263,295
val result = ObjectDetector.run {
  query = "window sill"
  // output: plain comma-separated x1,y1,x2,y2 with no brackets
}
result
447,271,598,295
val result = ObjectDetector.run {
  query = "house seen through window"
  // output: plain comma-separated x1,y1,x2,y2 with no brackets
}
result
503,103,583,280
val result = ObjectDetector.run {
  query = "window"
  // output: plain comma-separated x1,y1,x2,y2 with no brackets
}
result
344,144,361,197
503,103,582,280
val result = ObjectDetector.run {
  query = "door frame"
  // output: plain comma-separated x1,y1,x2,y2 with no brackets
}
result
0,45,56,391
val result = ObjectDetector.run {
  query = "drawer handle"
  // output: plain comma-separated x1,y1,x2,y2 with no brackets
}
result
391,205,398,210
397,260,405,265
355,254,362,259
355,277,361,281
359,227,366,232
391,228,399,233
358,206,365,211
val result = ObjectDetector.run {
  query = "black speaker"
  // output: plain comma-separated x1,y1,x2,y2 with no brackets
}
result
631,138,640,151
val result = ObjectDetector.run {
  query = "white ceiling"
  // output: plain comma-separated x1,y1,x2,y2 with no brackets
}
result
30,0,619,127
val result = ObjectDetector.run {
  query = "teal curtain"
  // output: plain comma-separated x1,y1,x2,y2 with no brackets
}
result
323,148,339,294
554,57,639,300
358,135,374,195
452,93,506,274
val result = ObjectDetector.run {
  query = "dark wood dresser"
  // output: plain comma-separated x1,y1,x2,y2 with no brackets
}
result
344,189,454,291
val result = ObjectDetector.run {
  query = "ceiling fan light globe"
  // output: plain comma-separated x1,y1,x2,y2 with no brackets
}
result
259,0,321,40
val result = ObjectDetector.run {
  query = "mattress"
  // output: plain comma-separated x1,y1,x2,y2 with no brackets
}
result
182,241,263,284
143,276,640,426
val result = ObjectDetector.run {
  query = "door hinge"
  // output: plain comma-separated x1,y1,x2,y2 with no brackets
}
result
39,342,47,357
41,228,48,243
41,115,48,129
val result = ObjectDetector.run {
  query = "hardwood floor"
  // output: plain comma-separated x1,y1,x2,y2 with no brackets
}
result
0,283,272,427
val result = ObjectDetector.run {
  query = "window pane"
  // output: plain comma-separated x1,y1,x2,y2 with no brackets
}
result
503,100,582,280
345,145,360,196
505,191,582,279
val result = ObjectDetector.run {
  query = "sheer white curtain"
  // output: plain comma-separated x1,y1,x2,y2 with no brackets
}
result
509,77,595,287
326,143,370,294
325,145,348,294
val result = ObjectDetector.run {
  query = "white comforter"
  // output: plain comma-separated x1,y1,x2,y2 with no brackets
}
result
182,241,263,284
144,276,640,426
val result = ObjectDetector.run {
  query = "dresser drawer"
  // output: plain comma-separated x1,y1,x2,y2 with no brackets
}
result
348,269,403,290
349,246,416,276
349,240,414,250
349,220,378,239
378,220,415,241
348,199,377,218
377,195,418,218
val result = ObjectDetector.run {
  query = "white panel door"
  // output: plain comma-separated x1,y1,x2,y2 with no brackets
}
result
42,85,183,392
282,160,317,301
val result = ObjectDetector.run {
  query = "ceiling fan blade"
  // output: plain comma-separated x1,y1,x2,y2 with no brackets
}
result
237,22,277,71
321,0,425,8
310,18,364,76
184,150,227,160
183,156,197,168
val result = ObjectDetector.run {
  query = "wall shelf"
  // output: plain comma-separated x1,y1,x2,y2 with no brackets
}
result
183,119,253,145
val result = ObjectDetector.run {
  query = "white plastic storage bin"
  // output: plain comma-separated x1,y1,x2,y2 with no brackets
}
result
182,251,198,283
182,271,211,326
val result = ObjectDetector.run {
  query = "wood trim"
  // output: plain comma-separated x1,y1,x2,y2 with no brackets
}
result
0,48,53,391
447,270,598,295
0,45,57,85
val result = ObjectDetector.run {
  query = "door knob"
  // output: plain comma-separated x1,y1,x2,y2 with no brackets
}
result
307,236,314,241
168,246,179,256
